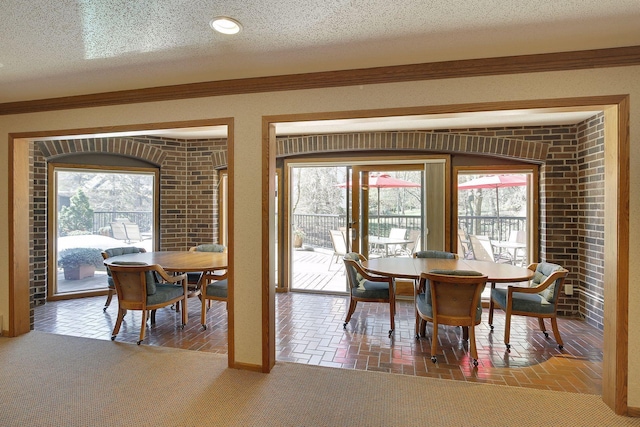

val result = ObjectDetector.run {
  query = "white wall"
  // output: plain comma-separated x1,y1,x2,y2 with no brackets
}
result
1,66,638,405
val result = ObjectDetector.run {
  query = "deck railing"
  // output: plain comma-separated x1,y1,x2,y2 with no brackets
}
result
93,211,153,235
293,213,526,250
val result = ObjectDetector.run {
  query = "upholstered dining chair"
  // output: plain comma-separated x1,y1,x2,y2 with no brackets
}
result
342,252,396,337
415,270,487,366
488,261,569,350
199,270,228,330
108,262,188,345
187,243,226,285
412,250,459,337
101,246,147,311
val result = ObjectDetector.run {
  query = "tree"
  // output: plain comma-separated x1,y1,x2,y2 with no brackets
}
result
58,189,94,236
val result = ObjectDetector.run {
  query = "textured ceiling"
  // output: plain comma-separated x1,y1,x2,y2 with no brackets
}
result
1,1,638,136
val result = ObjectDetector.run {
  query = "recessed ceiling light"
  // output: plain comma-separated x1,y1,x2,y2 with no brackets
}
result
210,17,242,35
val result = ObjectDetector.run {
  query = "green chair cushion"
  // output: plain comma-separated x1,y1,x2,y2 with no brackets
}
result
195,244,225,253
414,250,456,259
147,283,185,305
104,247,146,288
531,262,563,303
109,261,157,295
204,279,228,298
351,280,390,300
491,287,556,314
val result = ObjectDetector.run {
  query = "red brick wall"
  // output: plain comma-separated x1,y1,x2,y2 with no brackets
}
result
29,136,225,309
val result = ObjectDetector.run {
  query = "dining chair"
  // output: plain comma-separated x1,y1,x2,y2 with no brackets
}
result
108,262,188,345
187,244,226,285
101,246,147,312
412,250,458,337
415,270,487,366
488,261,569,350
199,270,228,330
342,252,396,337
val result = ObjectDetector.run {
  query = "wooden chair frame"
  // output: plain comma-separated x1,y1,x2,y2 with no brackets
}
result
199,271,228,329
343,253,396,337
101,247,147,311
488,262,569,350
109,263,188,345
416,271,487,366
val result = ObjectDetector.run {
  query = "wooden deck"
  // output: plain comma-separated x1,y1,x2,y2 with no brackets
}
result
291,248,348,293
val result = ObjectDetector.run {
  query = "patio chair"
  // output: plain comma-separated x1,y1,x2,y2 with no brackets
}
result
387,227,408,256
415,270,487,366
328,229,348,268
110,222,129,242
108,262,188,345
101,246,147,311
488,262,569,350
343,252,396,337
469,235,510,263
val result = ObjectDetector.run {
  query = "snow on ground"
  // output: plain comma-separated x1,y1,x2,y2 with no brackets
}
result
57,235,154,254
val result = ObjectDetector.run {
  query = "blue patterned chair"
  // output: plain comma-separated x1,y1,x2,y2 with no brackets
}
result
488,262,569,350
343,252,395,337
416,269,487,366
101,246,147,311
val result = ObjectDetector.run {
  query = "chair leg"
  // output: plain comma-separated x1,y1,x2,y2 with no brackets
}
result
414,309,421,339
104,288,115,312
344,298,357,328
111,308,125,340
549,317,564,349
538,317,547,336
201,295,207,330
388,300,395,337
181,295,188,327
150,309,157,325
469,325,479,366
504,308,512,350
138,310,147,345
488,283,496,329
430,322,439,363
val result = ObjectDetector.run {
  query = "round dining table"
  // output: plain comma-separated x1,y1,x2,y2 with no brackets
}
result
103,250,227,273
362,257,534,283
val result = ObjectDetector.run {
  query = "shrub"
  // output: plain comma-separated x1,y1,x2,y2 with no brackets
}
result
58,247,104,269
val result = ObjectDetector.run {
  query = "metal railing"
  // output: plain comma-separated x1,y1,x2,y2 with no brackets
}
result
458,215,526,241
93,211,153,235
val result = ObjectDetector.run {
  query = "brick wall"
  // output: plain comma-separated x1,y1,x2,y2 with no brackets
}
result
275,122,605,328
30,136,225,309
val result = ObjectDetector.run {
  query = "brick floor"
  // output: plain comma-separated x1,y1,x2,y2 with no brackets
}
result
34,291,602,395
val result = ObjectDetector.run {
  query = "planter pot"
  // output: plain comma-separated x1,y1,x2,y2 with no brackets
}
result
293,235,303,248
63,265,96,280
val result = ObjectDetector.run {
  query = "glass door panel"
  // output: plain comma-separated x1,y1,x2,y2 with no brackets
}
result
49,166,157,299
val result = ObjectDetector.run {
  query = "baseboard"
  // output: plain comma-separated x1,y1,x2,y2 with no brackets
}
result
628,406,640,417
231,361,265,372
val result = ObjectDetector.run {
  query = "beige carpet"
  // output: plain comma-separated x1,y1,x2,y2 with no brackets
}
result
0,331,637,427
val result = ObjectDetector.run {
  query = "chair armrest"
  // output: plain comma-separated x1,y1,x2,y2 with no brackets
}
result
199,271,228,286
151,265,187,285
352,261,393,284
507,268,568,296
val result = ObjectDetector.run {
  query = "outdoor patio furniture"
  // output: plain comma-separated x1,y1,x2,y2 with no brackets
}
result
469,235,511,263
110,222,129,241
328,230,348,268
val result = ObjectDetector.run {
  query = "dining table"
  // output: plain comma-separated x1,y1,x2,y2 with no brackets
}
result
103,250,228,273
362,256,534,340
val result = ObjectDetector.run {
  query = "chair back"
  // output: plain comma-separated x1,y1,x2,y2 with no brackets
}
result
423,270,487,327
123,223,143,242
108,263,161,309
329,230,348,256
389,228,406,239
343,252,366,290
102,247,147,287
531,262,569,304
469,235,494,262
110,222,129,241
190,244,226,252
413,250,457,259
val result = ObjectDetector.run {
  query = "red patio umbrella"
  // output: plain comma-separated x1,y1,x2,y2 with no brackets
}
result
457,174,527,220
337,173,420,232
